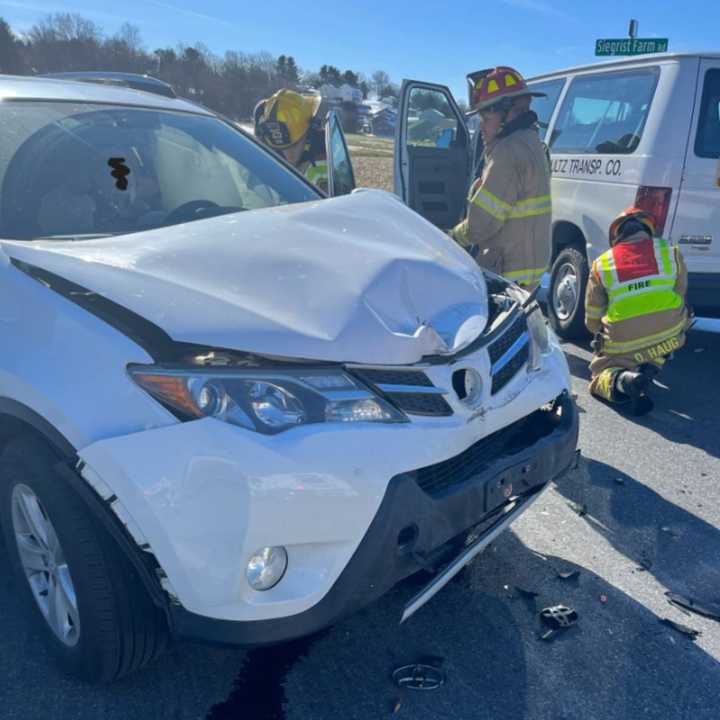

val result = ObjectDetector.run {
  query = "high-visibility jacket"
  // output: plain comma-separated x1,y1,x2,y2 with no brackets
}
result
450,118,551,287
585,231,689,358
300,159,328,194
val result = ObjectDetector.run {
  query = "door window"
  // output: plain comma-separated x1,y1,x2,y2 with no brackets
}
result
695,69,720,158
406,88,461,148
527,78,565,136
550,69,659,154
326,112,355,196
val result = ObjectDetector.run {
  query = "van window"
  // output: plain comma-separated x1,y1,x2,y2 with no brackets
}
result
695,69,720,158
550,69,659,154
528,79,565,134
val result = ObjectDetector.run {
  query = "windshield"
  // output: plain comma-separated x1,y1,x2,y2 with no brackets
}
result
0,101,320,241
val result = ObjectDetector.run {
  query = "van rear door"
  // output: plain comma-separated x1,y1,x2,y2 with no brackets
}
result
671,59,720,312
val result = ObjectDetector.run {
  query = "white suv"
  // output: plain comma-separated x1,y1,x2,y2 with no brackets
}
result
0,75,577,682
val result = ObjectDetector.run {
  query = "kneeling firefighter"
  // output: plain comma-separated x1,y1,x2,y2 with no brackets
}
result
254,89,328,193
585,207,692,415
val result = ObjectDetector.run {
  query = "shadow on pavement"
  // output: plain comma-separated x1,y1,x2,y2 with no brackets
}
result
0,540,244,720
2,514,720,720
281,526,720,720
565,332,720,458
557,457,720,605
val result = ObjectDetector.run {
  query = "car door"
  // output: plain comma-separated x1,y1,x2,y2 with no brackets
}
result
394,80,471,230
325,110,356,197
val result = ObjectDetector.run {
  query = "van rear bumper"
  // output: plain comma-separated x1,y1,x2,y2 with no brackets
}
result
688,273,720,317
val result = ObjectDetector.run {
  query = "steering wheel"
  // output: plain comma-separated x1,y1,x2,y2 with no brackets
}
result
163,199,221,226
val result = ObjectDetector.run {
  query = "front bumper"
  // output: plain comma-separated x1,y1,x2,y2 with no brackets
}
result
170,392,579,646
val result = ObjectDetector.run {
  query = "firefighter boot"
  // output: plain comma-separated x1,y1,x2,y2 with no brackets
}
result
615,370,654,416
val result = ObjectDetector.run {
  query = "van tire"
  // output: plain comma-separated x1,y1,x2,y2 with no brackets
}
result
548,247,589,340
0,434,168,683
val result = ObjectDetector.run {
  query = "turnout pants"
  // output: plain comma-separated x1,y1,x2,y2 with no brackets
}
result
589,351,665,403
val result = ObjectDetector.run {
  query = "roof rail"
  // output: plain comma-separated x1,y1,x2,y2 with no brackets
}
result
41,71,177,99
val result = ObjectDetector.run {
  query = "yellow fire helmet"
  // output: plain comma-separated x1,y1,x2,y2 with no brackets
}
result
256,89,322,150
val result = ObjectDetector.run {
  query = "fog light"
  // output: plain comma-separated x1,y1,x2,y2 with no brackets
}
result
246,546,288,591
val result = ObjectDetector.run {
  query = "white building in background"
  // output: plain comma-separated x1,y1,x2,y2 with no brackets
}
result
319,83,363,106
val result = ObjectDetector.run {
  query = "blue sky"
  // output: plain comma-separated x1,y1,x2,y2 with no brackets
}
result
0,0,715,99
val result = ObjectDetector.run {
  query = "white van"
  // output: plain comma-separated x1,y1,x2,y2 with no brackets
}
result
394,52,720,338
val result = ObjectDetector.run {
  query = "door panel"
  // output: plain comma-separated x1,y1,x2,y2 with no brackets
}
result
394,80,470,229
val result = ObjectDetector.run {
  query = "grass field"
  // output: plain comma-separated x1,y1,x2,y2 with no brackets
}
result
346,133,394,193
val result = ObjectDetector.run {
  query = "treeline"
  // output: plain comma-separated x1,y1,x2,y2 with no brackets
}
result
0,13,400,120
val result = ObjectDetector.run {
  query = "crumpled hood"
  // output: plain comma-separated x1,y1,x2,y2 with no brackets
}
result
3,189,488,365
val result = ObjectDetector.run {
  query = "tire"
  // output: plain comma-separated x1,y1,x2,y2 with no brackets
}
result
548,246,589,340
0,434,168,683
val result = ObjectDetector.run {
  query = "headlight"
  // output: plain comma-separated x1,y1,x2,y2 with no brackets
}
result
129,366,408,434
526,305,551,371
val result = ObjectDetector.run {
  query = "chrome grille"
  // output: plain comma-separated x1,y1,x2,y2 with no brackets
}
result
349,367,452,417
488,314,529,395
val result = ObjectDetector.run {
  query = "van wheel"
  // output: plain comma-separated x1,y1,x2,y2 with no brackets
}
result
548,247,589,340
0,435,168,683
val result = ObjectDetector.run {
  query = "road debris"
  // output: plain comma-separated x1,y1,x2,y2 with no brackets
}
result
660,526,681,539
660,618,701,640
392,663,446,691
566,500,587,517
392,697,403,714
666,592,720,621
557,570,580,581
599,593,608,603
539,605,578,641
614,476,626,485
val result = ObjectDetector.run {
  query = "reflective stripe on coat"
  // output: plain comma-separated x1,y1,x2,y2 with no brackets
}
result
450,127,551,287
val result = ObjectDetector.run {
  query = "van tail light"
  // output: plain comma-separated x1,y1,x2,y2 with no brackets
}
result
635,186,672,237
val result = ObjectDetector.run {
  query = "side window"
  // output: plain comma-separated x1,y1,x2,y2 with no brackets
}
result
326,113,355,196
550,69,659,154
527,79,565,136
695,69,720,158
406,88,462,148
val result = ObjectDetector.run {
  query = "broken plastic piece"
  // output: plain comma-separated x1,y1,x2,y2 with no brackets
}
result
566,501,587,517
666,592,720,621
660,618,701,640
557,570,580,581
540,605,578,630
614,477,626,485
515,586,539,599
392,664,446,691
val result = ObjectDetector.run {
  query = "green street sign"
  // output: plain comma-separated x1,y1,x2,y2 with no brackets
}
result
595,38,669,56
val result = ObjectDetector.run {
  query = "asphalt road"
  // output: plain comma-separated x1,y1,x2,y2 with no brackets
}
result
2,331,719,720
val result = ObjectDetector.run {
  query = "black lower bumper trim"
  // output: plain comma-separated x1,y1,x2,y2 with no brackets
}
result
170,392,579,646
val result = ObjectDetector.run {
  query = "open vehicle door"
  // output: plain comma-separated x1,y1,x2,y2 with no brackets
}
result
394,80,471,230
325,110,356,196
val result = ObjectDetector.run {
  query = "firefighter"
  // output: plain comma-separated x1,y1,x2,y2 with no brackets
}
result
450,66,551,289
585,207,691,415
254,89,328,193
